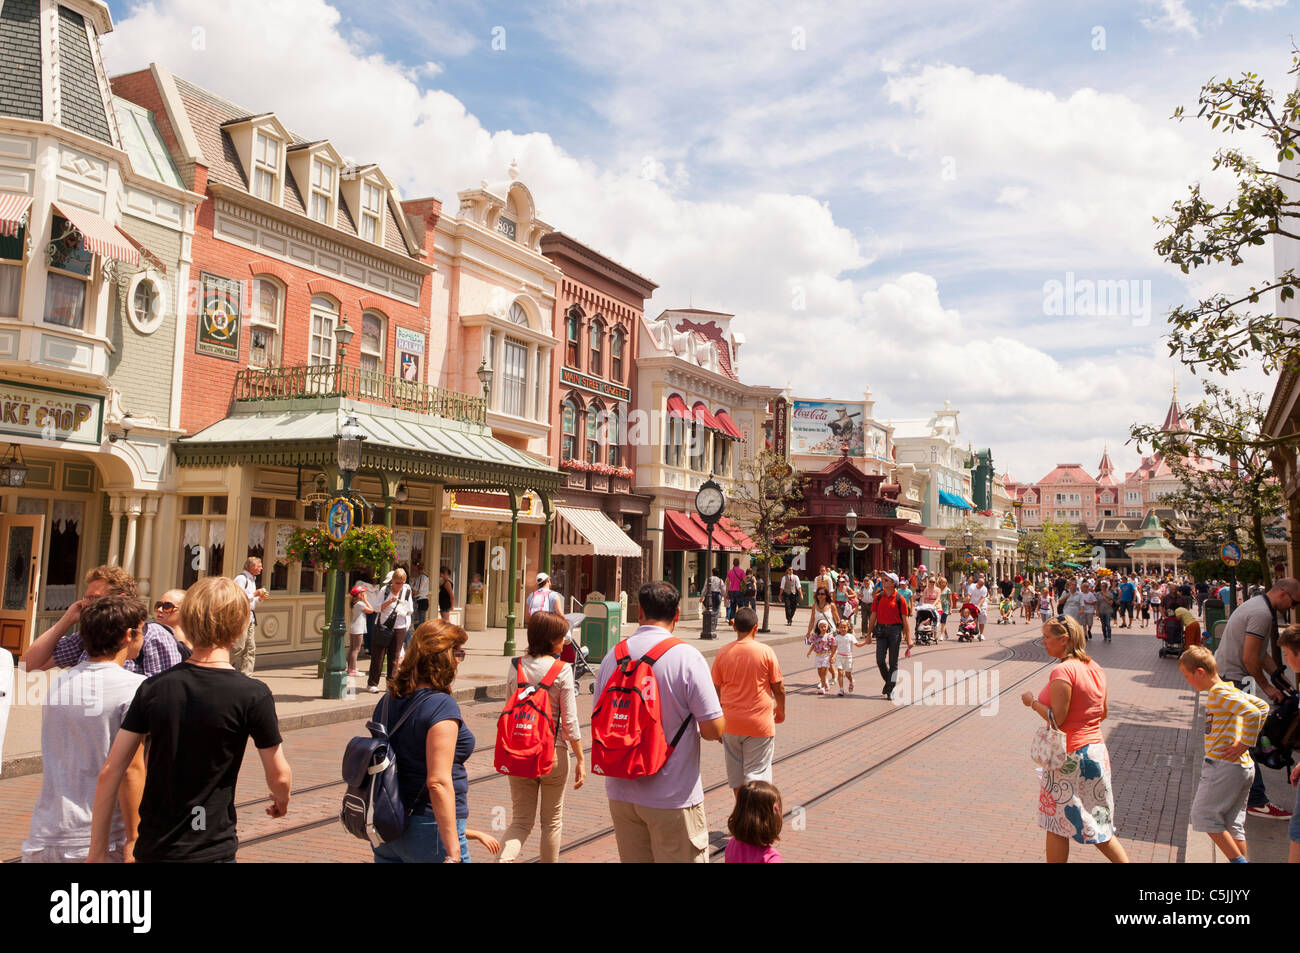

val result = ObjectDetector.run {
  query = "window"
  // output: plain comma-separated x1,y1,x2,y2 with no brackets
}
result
310,158,333,223
586,401,601,464
713,433,730,475
508,301,528,326
610,327,624,382
665,414,684,467
45,216,93,329
565,309,580,366
589,319,604,375
561,398,578,461
309,295,337,366
179,496,228,588
606,405,621,467
252,131,280,202
501,338,528,417
360,310,385,374
360,182,382,241
689,421,707,472
248,277,283,367
0,225,23,317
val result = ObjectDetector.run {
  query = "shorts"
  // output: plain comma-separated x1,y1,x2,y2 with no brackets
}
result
21,844,124,863
836,654,853,672
722,734,775,789
813,652,832,667
940,612,948,623
1080,612,1094,627
1191,758,1253,841
976,611,987,624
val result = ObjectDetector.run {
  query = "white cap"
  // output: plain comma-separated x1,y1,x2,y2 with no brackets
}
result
382,570,394,585
536,572,549,584
885,572,900,585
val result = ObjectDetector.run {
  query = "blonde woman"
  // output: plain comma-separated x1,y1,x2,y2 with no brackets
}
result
934,577,952,640
1021,616,1129,864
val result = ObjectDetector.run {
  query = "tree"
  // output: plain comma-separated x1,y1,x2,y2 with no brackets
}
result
1018,521,1092,571
1131,382,1284,588
1155,49,1300,393
729,450,812,633
944,518,993,573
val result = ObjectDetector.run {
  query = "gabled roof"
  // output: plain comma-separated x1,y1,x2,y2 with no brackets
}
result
1036,463,1098,485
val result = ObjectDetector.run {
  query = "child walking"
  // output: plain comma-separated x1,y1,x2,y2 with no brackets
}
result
834,619,865,696
1179,645,1268,863
807,619,836,695
724,780,783,863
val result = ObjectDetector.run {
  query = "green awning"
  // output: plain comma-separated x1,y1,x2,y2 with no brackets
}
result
174,397,561,493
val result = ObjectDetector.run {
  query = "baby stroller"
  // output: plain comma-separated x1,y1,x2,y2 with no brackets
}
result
1157,610,1185,659
562,611,599,692
956,603,980,643
914,605,939,646
997,599,1014,624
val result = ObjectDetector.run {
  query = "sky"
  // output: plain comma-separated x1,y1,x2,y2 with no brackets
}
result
100,0,1292,483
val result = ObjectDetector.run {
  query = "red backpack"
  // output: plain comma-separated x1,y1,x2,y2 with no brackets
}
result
591,637,692,779
494,658,565,778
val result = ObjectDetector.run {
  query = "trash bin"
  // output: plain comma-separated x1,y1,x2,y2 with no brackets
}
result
800,580,813,609
581,596,622,663
1203,599,1226,651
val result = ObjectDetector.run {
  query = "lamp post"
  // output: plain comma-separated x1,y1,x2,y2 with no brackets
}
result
323,413,366,700
477,358,493,405
846,507,858,586
696,477,725,640
962,528,973,576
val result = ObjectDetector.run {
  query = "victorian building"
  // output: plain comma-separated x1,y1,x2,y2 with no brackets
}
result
0,1,202,655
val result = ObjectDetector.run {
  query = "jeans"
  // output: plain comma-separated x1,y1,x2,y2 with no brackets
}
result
726,592,741,622
372,815,469,863
1099,614,1113,639
414,598,429,629
875,623,903,691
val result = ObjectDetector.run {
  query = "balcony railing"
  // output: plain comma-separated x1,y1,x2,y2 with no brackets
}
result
234,364,487,426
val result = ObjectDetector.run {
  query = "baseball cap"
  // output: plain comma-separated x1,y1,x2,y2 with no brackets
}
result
536,572,550,584
885,572,900,585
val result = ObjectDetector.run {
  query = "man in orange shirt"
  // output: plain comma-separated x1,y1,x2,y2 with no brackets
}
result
711,607,786,796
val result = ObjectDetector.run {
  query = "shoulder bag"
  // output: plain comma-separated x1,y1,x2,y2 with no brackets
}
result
1030,708,1068,771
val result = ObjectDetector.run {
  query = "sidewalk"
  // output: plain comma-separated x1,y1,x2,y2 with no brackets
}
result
1,607,810,779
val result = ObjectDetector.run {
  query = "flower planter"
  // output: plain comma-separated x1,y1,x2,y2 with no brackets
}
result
589,473,610,493
612,476,631,494
565,470,588,490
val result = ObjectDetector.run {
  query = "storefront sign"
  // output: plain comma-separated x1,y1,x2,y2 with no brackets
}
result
395,327,425,383
773,397,789,461
0,381,103,446
560,366,631,403
196,272,241,361
867,423,889,460
792,400,866,456
274,525,294,560
394,530,412,562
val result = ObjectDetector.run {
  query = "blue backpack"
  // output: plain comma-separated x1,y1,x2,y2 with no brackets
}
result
340,689,431,847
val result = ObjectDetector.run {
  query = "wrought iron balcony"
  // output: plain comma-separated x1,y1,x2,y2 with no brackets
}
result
234,364,487,426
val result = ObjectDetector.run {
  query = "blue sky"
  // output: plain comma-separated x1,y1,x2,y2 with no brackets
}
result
101,0,1291,481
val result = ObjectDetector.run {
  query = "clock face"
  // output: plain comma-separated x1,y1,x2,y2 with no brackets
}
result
696,485,725,519
833,476,853,498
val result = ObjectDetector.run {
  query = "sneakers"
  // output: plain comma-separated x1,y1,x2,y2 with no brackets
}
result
367,685,381,694
817,685,826,695
1246,803,1293,820
839,688,846,697
347,668,361,676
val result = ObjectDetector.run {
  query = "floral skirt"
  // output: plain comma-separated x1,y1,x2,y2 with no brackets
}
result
1037,742,1116,845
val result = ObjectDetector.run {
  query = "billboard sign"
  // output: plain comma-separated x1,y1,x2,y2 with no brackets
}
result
791,400,866,456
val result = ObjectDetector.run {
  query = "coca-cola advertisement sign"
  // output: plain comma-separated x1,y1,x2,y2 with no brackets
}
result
792,400,866,456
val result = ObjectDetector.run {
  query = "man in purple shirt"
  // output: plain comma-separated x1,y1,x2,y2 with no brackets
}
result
22,565,182,677
594,581,725,862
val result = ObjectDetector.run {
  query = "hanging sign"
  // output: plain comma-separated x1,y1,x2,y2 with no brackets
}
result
326,497,354,541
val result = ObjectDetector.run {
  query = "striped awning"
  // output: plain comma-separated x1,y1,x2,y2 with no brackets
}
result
714,410,744,440
894,530,944,551
52,203,139,265
553,505,642,558
0,193,33,238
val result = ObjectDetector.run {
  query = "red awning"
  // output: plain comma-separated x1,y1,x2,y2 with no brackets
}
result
52,203,140,264
666,394,690,419
664,510,709,551
691,401,722,431
695,513,740,550
714,410,744,440
893,530,944,551
720,517,754,551
0,193,33,238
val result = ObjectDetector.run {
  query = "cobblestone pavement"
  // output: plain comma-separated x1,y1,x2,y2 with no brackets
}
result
3,615,1280,863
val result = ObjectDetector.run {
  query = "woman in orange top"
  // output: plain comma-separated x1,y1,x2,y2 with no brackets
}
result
1021,616,1129,863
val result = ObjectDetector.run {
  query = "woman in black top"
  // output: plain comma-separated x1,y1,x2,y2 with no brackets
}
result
438,566,454,623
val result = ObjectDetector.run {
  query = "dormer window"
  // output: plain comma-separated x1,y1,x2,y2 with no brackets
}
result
253,132,281,201
360,182,382,242
310,158,334,223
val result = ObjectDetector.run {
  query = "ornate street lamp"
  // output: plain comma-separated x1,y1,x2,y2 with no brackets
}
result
845,507,858,585
323,413,367,700
477,358,493,401
0,444,29,487
334,318,355,363
696,476,725,640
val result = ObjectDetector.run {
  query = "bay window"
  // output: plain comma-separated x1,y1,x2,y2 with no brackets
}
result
44,215,92,329
501,338,528,417
0,226,22,317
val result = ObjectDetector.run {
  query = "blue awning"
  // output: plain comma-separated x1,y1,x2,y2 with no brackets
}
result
939,490,972,510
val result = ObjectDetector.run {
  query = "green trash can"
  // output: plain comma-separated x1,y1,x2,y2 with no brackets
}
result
800,580,813,609
581,596,623,663
1203,599,1226,652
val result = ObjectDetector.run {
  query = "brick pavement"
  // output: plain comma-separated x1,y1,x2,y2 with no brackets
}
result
3,615,1289,863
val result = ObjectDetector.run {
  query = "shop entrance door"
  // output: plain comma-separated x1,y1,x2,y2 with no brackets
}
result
0,514,43,657
489,537,526,629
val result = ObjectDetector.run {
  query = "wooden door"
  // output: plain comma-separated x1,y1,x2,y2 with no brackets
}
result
0,514,44,657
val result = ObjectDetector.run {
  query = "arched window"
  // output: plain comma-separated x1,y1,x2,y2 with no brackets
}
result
610,327,625,382
565,307,581,366
586,400,602,464
309,295,338,366
589,318,604,376
360,310,386,375
606,404,621,467
509,301,529,326
561,397,578,462
249,276,283,367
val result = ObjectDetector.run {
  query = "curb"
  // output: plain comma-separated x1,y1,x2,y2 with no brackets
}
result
0,630,810,780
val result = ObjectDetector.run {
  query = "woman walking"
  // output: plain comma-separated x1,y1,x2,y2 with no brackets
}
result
498,611,585,862
1021,616,1129,863
367,569,413,693
934,577,952,640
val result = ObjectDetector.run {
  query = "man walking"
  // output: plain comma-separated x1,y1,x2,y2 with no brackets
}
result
526,572,563,621
594,582,725,862
233,557,267,675
866,573,911,698
411,563,430,629
779,566,801,625
712,607,785,797
1118,575,1136,628
726,558,745,623
967,574,989,640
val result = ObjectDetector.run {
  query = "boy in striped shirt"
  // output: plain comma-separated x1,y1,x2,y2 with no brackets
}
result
1180,645,1269,863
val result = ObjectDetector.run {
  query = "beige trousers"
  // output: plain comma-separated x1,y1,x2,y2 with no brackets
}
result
498,745,570,863
608,799,709,863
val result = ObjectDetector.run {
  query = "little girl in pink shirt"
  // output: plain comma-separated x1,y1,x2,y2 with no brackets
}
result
724,781,783,863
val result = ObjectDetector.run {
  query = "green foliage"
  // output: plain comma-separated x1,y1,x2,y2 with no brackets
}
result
1019,520,1092,568
729,450,814,629
1157,49,1300,379
286,524,395,575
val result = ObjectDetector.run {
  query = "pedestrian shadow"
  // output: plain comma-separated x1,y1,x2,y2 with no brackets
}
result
1103,720,1195,859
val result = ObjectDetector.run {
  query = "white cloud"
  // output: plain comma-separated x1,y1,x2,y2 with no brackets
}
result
1235,0,1287,9
1141,0,1201,36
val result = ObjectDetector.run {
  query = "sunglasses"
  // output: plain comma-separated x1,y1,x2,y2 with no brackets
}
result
453,648,467,660
155,601,178,611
